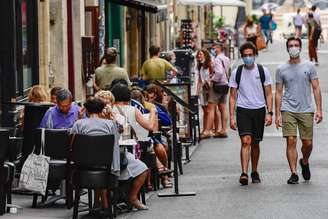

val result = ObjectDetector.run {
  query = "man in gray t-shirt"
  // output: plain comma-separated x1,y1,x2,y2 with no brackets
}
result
275,37,322,185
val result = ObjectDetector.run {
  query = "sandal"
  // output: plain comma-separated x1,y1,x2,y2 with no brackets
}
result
213,131,228,138
158,167,173,176
200,132,212,140
129,199,149,210
161,179,173,188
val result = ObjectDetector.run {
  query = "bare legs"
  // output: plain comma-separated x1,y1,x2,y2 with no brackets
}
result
129,171,148,209
286,136,313,173
240,135,260,173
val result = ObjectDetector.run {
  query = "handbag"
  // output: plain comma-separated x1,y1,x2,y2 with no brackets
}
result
212,59,229,94
213,83,229,94
256,34,267,51
19,128,50,196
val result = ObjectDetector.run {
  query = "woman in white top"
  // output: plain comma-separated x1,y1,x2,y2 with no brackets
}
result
243,16,260,55
194,49,214,139
111,84,173,189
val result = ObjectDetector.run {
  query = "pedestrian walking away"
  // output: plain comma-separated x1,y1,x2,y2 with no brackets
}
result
275,37,323,185
229,42,273,186
243,16,260,55
293,8,303,38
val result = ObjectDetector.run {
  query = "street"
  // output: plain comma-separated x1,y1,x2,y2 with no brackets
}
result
119,40,328,219
3,40,328,219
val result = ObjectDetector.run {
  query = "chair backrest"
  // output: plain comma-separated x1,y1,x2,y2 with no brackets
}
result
71,134,114,167
35,128,70,159
22,104,51,161
0,128,10,161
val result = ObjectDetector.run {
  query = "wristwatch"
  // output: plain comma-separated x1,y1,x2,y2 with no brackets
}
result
267,111,273,116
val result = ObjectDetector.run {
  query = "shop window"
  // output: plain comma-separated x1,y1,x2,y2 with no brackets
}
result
16,0,39,97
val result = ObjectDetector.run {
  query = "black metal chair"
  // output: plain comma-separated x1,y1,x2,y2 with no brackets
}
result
32,128,72,208
0,128,15,215
71,134,116,219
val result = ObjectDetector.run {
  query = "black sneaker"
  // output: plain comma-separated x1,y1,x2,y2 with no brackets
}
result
239,172,248,186
251,171,261,183
299,158,311,180
287,173,299,184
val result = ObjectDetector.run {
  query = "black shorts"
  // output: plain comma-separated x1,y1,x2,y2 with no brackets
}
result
236,107,266,143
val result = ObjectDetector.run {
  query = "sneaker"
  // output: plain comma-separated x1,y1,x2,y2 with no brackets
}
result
239,172,248,186
299,158,311,180
251,171,261,183
287,173,299,184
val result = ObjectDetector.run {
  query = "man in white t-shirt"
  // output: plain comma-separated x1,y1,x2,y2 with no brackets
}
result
229,42,273,185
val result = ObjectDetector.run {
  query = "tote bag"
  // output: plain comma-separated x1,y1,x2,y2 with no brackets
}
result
19,128,50,196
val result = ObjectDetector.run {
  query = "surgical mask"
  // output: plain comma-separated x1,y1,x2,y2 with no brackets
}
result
242,56,255,66
288,46,301,58
170,59,176,64
210,48,216,57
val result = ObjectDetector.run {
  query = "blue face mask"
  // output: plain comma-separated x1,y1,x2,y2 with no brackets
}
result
210,48,216,57
242,56,255,66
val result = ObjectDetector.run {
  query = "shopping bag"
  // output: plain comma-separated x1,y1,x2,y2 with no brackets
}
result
19,128,50,196
256,35,267,51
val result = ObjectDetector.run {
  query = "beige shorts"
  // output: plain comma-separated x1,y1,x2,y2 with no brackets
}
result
281,111,314,140
208,86,227,104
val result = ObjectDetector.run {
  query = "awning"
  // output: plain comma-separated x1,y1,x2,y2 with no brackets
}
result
108,0,167,13
177,0,246,7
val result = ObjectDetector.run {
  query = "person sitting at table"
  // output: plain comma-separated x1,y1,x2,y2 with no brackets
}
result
50,86,62,104
19,85,50,129
111,83,173,189
40,88,84,129
71,97,149,210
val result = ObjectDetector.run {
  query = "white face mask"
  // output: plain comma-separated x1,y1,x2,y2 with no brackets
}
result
288,46,301,58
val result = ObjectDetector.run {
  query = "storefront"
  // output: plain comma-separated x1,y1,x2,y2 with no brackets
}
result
107,0,168,78
0,0,39,126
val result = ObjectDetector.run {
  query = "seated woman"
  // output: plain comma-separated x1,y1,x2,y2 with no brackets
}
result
71,97,148,210
111,84,172,189
131,89,172,190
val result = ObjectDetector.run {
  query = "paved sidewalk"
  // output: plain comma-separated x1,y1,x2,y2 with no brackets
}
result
3,40,328,218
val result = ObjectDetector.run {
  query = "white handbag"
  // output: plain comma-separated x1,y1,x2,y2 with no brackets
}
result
19,128,50,195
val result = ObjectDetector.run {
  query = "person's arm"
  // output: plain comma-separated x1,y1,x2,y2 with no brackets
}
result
94,70,101,91
243,25,248,38
275,83,283,129
229,87,237,130
135,107,157,131
264,85,273,126
311,79,323,123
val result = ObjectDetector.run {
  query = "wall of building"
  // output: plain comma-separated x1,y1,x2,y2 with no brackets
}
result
72,0,85,100
49,0,69,90
38,0,50,89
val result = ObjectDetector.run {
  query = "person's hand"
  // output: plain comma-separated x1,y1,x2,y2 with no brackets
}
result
275,114,282,129
315,110,323,124
78,107,86,120
230,117,237,130
265,114,272,126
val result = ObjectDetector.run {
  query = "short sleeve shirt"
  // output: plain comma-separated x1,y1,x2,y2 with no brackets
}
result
275,59,318,113
95,64,131,89
140,57,174,80
229,64,272,109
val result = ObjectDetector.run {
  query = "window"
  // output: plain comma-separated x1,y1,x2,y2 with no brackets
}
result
16,0,39,97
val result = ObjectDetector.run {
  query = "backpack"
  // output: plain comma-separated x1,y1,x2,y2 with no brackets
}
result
236,64,266,105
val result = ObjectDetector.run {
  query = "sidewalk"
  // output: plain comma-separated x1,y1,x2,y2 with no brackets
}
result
3,40,328,219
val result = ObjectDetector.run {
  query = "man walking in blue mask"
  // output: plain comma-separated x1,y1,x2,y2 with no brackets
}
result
275,37,322,184
229,42,273,185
